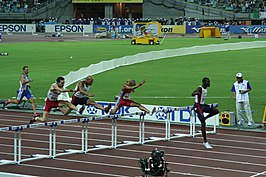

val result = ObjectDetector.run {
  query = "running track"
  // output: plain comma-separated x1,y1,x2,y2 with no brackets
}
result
0,110,266,177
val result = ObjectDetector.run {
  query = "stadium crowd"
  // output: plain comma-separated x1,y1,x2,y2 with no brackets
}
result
187,0,261,13
0,0,28,13
70,17,202,26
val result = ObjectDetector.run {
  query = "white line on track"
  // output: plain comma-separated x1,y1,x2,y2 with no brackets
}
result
54,156,209,177
120,148,266,167
20,164,130,177
115,149,258,175
150,141,266,159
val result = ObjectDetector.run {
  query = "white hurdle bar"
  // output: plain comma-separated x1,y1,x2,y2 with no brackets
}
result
0,104,218,165
93,112,145,149
191,103,218,137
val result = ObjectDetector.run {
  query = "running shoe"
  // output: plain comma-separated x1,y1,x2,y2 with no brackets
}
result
2,100,9,109
52,108,60,112
237,120,243,125
150,107,156,116
104,103,111,114
248,121,253,126
34,113,40,118
29,118,36,124
79,105,85,115
203,142,213,149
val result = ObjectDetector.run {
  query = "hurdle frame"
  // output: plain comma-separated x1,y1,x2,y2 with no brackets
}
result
0,104,218,166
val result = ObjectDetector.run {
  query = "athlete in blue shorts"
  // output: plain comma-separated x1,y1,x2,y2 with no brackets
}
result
192,77,219,149
3,66,40,118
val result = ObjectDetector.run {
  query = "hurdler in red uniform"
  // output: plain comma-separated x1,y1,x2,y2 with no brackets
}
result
110,79,155,115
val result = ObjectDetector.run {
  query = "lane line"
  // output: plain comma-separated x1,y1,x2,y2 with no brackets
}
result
20,164,130,177
146,142,266,159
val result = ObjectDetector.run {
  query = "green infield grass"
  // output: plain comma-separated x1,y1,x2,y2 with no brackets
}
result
0,37,265,123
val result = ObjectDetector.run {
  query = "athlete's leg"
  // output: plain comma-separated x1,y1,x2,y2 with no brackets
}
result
38,111,49,122
28,97,38,115
110,106,120,114
30,111,49,124
87,99,111,113
130,100,156,115
194,106,207,143
87,99,105,110
199,117,207,143
7,99,21,104
205,107,219,119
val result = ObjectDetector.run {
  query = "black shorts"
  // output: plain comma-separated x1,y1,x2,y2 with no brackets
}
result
71,96,89,106
193,103,212,120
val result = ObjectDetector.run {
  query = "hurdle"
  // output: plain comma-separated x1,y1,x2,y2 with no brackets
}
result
0,117,98,165
191,103,218,137
31,26,38,36
152,103,218,140
0,103,218,166
92,112,145,149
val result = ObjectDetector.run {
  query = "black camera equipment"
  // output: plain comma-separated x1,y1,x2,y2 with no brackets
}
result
139,149,170,177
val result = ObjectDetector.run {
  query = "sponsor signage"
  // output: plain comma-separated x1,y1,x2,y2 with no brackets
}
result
161,25,186,34
187,25,266,34
133,21,161,37
79,101,219,126
45,24,93,33
93,25,133,33
72,0,143,3
0,24,36,32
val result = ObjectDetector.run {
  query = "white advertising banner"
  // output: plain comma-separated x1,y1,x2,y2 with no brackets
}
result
45,24,93,33
0,24,36,33
79,101,219,126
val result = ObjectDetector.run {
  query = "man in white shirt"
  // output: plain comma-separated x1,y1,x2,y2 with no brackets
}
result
231,73,254,126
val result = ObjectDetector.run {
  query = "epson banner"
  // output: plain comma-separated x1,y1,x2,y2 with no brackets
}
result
0,24,36,32
45,24,93,33
78,101,219,126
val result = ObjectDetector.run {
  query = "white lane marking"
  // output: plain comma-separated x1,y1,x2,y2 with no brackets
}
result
20,164,130,177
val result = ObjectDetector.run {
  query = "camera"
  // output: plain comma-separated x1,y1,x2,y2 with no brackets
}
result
139,149,170,177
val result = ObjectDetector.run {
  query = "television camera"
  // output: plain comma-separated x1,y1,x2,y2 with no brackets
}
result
139,149,170,177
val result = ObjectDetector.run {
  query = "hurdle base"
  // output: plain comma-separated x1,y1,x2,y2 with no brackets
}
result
0,160,16,165
172,133,192,138
64,149,84,153
116,141,140,147
264,123,266,129
55,149,83,157
145,137,167,143
148,136,164,140
20,154,51,162
89,145,113,151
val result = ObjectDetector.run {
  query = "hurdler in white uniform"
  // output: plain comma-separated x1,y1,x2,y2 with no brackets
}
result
70,76,111,114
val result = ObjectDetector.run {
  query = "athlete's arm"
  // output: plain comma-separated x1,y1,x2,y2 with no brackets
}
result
124,80,146,90
20,73,32,85
50,83,74,93
191,87,202,96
